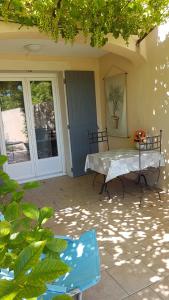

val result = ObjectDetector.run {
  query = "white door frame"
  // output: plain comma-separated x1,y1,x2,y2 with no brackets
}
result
63,71,73,177
0,73,65,182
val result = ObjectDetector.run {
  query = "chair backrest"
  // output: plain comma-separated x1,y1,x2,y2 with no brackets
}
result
138,130,162,170
46,229,100,296
0,229,100,299
88,128,109,153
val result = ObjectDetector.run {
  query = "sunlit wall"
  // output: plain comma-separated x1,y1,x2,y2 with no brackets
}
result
99,22,169,191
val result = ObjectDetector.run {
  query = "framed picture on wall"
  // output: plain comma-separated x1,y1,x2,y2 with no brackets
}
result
105,73,128,137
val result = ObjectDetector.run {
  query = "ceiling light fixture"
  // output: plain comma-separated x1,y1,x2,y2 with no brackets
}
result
24,44,41,52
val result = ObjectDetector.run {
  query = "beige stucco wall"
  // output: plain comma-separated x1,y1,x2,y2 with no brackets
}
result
99,25,169,191
129,27,169,191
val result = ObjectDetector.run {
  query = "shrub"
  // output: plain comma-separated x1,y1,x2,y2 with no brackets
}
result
0,155,71,300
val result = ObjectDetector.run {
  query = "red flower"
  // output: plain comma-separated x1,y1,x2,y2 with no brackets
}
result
134,129,146,142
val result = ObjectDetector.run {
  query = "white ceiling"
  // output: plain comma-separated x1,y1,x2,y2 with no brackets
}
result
0,38,108,58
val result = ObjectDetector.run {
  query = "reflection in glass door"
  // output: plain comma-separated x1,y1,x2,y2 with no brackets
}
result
0,81,30,164
31,81,58,159
0,80,35,181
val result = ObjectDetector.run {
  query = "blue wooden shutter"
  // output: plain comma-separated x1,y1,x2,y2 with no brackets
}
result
65,71,98,176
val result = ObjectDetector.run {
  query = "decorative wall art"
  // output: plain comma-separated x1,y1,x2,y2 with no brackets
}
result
105,73,128,137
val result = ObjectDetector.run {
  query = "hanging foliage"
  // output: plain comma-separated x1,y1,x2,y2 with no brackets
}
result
0,0,169,47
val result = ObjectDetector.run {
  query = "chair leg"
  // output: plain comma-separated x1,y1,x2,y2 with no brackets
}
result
77,292,82,300
156,167,162,201
99,175,106,195
158,191,161,201
136,174,140,185
139,184,144,207
139,197,142,207
141,174,148,186
136,174,148,186
156,167,161,184
69,289,82,300
117,176,125,198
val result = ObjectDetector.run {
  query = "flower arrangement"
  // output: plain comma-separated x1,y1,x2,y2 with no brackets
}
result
134,129,146,142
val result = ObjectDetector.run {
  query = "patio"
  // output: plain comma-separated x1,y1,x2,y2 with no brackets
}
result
25,174,169,300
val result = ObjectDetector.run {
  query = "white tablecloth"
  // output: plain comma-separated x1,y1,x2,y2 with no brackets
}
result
85,149,165,183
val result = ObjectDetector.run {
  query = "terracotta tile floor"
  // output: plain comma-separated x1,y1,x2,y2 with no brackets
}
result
25,174,169,300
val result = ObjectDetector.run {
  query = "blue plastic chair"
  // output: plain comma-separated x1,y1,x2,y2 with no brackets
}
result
42,229,100,299
0,225,100,300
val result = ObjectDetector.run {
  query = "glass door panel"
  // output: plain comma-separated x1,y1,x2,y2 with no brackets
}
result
30,81,58,160
0,76,64,182
0,81,30,164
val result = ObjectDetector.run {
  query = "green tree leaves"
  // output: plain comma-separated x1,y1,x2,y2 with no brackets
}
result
38,207,54,226
1,0,169,46
0,179,19,196
18,281,46,299
22,202,39,220
46,239,67,253
0,221,11,237
0,279,18,300
4,202,20,221
0,155,71,299
14,241,46,279
0,155,8,166
23,181,41,190
27,258,69,283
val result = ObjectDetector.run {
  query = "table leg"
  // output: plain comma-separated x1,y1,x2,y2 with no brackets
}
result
99,175,110,199
99,175,106,195
104,182,110,199
117,176,125,198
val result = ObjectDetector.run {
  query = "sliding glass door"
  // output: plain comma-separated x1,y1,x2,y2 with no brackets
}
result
0,75,64,182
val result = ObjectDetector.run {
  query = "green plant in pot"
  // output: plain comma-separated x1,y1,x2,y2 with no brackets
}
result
0,155,71,300
108,86,123,129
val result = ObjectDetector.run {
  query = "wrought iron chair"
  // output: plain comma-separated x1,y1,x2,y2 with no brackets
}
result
87,128,124,199
88,128,109,154
137,130,162,206
87,128,109,190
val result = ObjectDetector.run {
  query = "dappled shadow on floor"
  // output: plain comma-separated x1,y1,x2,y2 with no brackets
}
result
25,174,169,299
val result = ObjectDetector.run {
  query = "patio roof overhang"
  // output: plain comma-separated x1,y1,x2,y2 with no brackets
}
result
0,22,147,65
